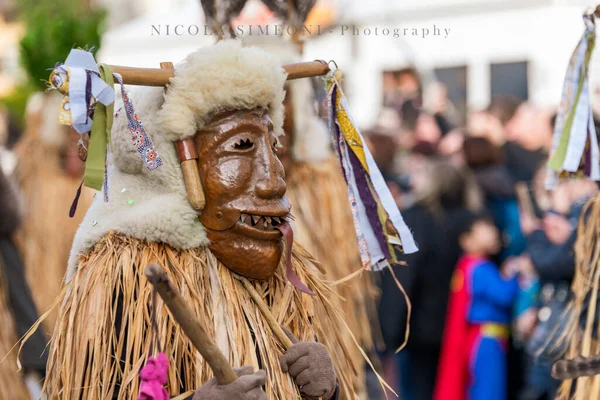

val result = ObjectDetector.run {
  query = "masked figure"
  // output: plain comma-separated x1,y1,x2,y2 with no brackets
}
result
14,92,94,330
38,40,360,400
242,36,380,397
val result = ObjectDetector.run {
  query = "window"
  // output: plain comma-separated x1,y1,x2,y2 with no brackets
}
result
490,61,529,101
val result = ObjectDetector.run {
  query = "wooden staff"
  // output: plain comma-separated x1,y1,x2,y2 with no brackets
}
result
552,355,600,380
111,60,330,87
144,263,238,385
239,276,294,349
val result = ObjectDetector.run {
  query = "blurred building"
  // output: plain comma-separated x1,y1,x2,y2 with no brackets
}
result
95,0,600,127
304,0,600,126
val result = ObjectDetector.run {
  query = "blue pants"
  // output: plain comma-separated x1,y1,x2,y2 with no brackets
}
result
469,337,507,400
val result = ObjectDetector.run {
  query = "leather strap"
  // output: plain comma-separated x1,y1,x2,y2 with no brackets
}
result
277,222,314,295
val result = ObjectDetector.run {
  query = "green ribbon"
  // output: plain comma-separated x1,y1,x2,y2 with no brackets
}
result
548,30,595,171
84,64,114,190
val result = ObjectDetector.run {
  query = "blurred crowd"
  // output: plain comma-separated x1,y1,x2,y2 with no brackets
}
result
369,68,597,400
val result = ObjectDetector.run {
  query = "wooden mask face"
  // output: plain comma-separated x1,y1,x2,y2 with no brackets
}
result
195,108,291,279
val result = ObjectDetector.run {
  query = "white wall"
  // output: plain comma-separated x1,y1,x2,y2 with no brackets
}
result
304,3,595,128
99,0,600,128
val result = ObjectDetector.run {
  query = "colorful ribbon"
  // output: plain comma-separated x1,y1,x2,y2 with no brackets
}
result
113,73,163,171
49,49,163,193
137,353,169,400
50,49,115,134
547,13,597,187
326,69,417,271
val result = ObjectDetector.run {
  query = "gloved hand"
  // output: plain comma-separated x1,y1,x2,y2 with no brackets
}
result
192,366,267,400
279,328,337,399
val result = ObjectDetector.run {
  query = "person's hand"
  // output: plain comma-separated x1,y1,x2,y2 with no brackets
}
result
516,308,538,339
500,257,519,279
520,212,541,236
516,255,537,278
280,328,337,399
552,183,572,215
543,213,572,245
192,367,267,400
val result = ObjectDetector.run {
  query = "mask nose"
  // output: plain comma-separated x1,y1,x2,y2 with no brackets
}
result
256,141,287,199
256,176,287,199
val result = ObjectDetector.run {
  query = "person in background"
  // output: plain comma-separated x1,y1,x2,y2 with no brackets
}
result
435,213,519,400
414,112,443,147
503,102,553,183
462,136,526,260
438,128,465,166
365,130,405,208
0,142,48,398
517,179,597,400
378,159,481,400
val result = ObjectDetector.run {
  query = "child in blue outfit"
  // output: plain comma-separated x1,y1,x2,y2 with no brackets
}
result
435,214,520,400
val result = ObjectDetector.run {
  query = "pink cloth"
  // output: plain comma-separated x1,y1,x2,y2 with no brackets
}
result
138,353,170,400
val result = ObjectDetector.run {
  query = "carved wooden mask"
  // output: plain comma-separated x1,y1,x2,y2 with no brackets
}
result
194,108,291,279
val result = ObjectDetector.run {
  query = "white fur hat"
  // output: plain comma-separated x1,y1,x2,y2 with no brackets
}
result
158,39,287,142
68,40,288,276
242,36,332,164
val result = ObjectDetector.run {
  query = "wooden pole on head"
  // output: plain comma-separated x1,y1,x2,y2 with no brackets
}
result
160,61,206,211
111,60,330,87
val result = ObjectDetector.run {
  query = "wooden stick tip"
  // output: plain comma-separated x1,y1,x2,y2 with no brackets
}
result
144,263,167,284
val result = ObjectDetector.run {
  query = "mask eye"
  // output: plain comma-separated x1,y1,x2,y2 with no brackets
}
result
233,138,254,150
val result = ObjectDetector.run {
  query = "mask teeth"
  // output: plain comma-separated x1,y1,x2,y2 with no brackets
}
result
251,215,262,225
284,213,295,222
240,214,248,223
272,216,281,224
264,219,268,228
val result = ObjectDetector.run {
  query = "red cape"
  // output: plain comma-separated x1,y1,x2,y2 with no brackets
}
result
433,255,480,400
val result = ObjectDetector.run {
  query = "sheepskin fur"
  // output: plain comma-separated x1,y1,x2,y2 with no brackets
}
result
158,40,287,141
242,36,332,164
69,40,288,277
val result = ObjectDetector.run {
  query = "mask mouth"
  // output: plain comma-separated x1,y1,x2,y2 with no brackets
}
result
233,212,292,240
237,213,289,232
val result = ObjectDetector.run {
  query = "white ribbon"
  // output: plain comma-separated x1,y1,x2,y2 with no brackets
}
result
61,49,115,134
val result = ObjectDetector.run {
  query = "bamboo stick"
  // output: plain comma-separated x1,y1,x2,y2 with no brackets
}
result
239,276,294,350
144,263,238,385
110,60,330,87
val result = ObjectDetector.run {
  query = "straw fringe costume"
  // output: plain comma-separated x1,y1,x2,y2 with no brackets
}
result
38,41,360,400
557,195,600,399
0,262,29,398
0,161,46,398
14,93,93,330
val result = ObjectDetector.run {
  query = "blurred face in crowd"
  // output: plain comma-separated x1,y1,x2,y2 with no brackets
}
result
460,220,501,257
466,110,505,147
406,155,433,197
414,113,442,145
438,129,465,166
505,104,553,150
396,71,420,97
552,179,598,214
